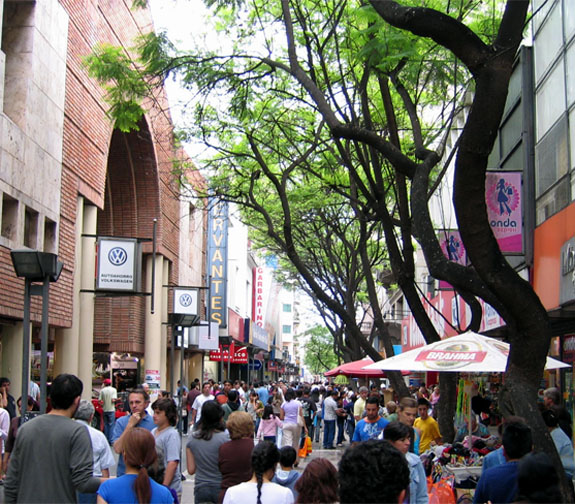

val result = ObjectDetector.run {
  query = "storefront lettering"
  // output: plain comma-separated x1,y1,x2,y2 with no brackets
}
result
207,200,228,327
562,242,575,276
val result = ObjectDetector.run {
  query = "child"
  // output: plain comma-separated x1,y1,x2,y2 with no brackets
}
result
271,446,301,500
256,405,283,443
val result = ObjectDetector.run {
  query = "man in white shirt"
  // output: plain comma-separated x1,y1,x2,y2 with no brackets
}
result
75,400,115,504
191,382,214,425
98,378,117,444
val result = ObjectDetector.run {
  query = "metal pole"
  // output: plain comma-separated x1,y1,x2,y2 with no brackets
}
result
39,276,50,414
170,326,175,397
21,279,31,419
151,218,157,314
227,346,231,381
179,327,184,435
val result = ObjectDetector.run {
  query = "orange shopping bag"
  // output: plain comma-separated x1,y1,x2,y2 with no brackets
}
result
427,476,456,504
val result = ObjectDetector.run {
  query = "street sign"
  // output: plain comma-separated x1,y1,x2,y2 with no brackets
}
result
249,360,263,371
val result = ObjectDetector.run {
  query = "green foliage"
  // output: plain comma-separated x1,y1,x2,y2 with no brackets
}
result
84,0,506,360
84,44,147,131
303,325,339,375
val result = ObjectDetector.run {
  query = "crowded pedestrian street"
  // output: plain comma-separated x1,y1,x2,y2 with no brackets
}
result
1,0,575,502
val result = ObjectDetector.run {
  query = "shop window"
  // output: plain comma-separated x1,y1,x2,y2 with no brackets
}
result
536,62,566,142
565,0,575,43
1,193,18,240
535,115,568,197
533,1,563,84
43,217,56,253
282,324,292,334
23,206,38,248
283,303,292,313
2,1,35,128
536,175,570,225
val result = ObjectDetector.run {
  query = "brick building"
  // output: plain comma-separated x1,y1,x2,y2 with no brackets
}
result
0,0,204,397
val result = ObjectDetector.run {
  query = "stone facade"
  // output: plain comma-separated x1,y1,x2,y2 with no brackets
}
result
0,0,204,393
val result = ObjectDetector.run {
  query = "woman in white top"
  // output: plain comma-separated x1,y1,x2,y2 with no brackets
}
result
222,440,293,504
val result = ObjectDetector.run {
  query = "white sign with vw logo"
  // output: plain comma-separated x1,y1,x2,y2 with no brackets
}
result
96,238,139,291
174,288,199,315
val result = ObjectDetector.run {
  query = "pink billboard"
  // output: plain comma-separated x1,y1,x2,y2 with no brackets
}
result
485,171,523,253
438,229,466,290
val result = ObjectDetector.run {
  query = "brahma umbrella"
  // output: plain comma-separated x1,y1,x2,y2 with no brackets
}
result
362,331,568,373
325,358,410,378
363,331,568,447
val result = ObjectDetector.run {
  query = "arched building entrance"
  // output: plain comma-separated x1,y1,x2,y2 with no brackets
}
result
93,119,168,391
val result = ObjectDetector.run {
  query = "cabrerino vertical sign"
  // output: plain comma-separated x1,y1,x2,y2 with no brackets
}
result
207,199,228,327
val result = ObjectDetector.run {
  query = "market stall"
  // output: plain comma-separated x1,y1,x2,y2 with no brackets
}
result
364,331,569,502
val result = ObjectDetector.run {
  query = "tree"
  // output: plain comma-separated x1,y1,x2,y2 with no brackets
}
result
302,325,339,375
85,2,572,495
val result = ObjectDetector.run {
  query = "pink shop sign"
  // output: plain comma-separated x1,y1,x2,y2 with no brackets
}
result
485,171,523,254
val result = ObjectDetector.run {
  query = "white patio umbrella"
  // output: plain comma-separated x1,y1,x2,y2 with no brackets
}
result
363,331,569,448
362,331,569,373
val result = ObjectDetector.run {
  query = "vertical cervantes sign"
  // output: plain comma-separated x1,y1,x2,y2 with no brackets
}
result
207,199,228,327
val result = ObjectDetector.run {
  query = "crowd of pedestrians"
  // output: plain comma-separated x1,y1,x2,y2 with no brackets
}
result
0,375,571,503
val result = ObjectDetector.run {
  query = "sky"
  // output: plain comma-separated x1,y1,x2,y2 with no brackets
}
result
148,0,214,159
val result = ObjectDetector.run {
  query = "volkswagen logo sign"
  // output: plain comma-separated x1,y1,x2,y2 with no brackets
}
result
180,293,193,307
108,247,128,266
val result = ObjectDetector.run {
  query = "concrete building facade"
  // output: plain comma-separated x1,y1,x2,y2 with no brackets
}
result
0,0,203,398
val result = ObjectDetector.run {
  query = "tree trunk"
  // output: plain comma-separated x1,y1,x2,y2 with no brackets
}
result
437,373,457,443
501,363,575,502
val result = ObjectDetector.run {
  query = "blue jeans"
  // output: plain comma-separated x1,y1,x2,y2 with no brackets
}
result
323,419,336,448
195,484,220,504
77,492,97,504
337,416,346,444
103,411,115,443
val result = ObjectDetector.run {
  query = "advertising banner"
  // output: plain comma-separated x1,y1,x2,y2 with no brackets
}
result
96,237,140,291
198,322,220,351
207,198,228,327
485,171,523,253
251,321,269,351
209,344,248,363
438,229,467,290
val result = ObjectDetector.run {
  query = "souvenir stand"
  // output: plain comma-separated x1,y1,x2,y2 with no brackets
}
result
364,331,569,503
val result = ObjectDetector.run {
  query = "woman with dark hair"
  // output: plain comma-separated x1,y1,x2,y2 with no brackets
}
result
294,458,338,504
97,427,173,503
383,421,428,504
152,398,182,500
218,411,255,502
186,400,230,504
280,389,306,466
246,391,264,434
222,441,293,504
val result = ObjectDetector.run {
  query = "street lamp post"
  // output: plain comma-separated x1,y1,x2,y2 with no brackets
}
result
10,249,63,416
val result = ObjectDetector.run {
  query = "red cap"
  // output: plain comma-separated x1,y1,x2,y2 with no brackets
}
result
103,378,111,385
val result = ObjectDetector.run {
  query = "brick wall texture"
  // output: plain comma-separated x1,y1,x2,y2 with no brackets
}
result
0,0,197,355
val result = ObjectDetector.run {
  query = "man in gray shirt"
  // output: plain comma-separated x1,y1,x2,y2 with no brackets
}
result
323,389,339,449
4,374,101,503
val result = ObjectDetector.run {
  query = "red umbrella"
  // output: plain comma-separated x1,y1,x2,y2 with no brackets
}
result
324,358,393,377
